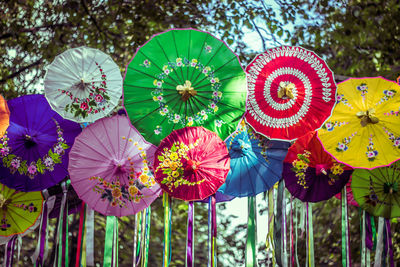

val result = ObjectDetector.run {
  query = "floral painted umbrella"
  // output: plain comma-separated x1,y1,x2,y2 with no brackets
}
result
44,46,123,123
318,77,400,169
0,95,9,138
0,94,81,192
0,182,43,237
245,46,337,141
352,161,400,218
153,126,230,201
69,115,160,217
283,131,352,202
219,121,290,197
123,28,247,145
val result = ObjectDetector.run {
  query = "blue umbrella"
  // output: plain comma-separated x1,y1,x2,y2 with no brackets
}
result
219,123,290,197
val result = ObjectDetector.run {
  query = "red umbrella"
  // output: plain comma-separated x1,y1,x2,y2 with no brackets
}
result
153,127,230,201
245,46,337,141
283,131,352,202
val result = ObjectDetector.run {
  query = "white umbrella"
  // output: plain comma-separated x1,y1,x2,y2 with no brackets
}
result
44,46,122,123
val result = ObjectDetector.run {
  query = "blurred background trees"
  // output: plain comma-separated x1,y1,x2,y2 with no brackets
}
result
1,0,399,265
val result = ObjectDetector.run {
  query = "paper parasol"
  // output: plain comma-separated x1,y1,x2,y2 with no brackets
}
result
219,122,290,197
0,95,9,138
0,182,43,237
0,94,81,192
352,161,400,218
283,131,352,202
69,115,160,217
123,28,247,145
245,46,336,141
318,77,400,169
44,46,123,123
153,126,230,201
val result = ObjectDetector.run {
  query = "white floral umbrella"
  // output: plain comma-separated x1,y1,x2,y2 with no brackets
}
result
44,46,122,123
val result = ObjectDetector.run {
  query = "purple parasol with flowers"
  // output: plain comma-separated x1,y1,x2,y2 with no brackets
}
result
0,94,81,192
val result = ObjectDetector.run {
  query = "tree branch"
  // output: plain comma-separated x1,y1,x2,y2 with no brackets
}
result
0,59,43,83
0,23,72,39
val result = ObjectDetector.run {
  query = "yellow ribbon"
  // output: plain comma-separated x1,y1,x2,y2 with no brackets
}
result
176,80,197,101
356,108,379,127
278,82,295,99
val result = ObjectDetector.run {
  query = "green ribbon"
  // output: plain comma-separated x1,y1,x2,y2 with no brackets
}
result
361,209,366,267
307,203,314,267
163,192,172,267
371,216,376,251
374,217,384,267
143,207,151,267
246,196,256,267
103,216,118,267
274,181,284,267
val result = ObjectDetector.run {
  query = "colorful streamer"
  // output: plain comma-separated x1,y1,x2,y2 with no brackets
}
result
246,196,256,267
103,216,118,267
163,192,172,267
186,202,194,267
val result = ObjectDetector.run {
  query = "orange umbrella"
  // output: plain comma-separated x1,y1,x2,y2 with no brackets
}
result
0,95,9,138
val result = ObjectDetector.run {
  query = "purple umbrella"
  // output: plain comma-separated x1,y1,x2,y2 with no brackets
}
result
0,95,81,191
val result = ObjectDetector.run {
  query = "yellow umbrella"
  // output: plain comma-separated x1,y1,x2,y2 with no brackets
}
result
318,77,400,169
0,183,43,236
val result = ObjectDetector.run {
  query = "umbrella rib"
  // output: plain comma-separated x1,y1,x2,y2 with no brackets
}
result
137,50,181,86
189,33,208,82
186,30,191,81
154,37,185,85
194,93,242,112
126,66,177,89
191,42,224,86
102,119,116,157
171,31,186,83
368,169,388,185
192,56,238,88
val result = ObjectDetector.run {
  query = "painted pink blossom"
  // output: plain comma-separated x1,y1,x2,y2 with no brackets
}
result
80,102,88,110
54,144,64,154
27,165,37,174
95,94,103,102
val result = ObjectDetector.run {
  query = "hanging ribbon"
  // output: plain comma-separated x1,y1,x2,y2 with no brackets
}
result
266,185,275,266
290,197,294,267
274,181,284,267
341,187,351,266
140,209,146,265
307,202,314,267
282,183,288,267
207,197,212,267
373,217,384,267
143,207,151,267
75,202,86,267
384,219,394,267
186,202,194,267
86,206,95,266
211,195,217,267
365,212,376,250
53,180,69,267
295,199,300,267
32,190,56,266
133,213,138,267
361,209,366,267
246,196,257,267
103,216,118,267
4,235,17,267
162,192,172,267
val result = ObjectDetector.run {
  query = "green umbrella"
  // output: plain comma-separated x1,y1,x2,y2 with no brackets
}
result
352,161,400,218
123,28,247,145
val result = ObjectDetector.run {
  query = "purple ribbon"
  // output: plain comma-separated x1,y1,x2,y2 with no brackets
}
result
61,200,68,267
38,203,48,265
385,219,394,267
5,236,17,267
365,212,373,250
186,201,194,267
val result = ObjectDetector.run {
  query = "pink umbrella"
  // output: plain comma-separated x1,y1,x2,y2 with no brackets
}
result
69,115,160,217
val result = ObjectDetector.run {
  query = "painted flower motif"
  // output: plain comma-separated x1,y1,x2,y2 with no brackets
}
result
366,135,378,161
80,102,88,111
337,142,348,151
153,80,163,88
170,152,179,161
384,89,396,97
190,59,198,67
112,188,122,198
54,144,64,155
330,163,344,176
141,59,151,68
205,44,212,53
291,150,311,189
202,66,211,74
154,126,162,135
215,120,223,127
44,156,54,168
95,94,103,102
176,58,183,67
27,164,37,178
324,122,334,131
0,147,9,157
128,185,138,196
356,83,368,97
394,138,400,147
157,95,163,101
10,158,21,169
139,173,149,184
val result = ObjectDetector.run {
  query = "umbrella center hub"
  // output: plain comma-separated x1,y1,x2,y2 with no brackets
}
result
0,194,10,210
77,79,90,90
24,135,36,149
112,160,128,175
278,82,295,99
356,108,379,127
176,80,197,101
383,182,398,194
185,159,200,172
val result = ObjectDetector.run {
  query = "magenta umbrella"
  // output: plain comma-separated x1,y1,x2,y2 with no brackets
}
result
68,115,160,217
